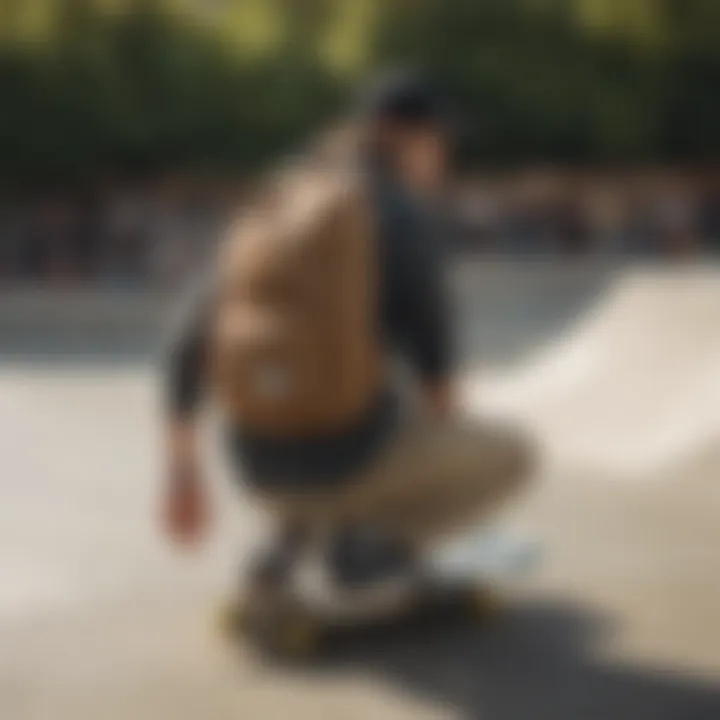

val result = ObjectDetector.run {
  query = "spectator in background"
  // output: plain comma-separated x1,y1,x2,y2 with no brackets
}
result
652,181,701,258
0,202,25,283
44,197,81,284
100,189,149,288
146,188,196,289
700,185,720,253
71,191,104,282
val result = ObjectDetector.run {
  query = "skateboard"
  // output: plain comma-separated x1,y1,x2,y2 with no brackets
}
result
217,527,540,659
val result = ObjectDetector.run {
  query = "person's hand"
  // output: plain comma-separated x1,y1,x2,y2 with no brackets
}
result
162,461,210,547
162,420,210,547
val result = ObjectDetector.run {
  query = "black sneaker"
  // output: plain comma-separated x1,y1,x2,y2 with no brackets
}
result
249,526,307,590
325,526,417,590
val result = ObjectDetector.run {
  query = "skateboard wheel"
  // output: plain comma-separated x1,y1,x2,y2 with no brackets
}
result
216,598,248,639
217,590,321,658
472,587,503,619
271,614,321,658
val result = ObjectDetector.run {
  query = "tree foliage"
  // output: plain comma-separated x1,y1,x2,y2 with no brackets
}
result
0,0,718,184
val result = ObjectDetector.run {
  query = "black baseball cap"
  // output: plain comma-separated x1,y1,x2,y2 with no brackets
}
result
355,69,454,132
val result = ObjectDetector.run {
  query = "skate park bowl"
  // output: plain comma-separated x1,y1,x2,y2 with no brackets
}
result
1,258,719,719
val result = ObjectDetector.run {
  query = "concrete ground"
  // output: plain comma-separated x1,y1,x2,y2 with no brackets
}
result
1,263,719,719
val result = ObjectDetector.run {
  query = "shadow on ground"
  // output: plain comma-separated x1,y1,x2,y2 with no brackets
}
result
289,601,720,720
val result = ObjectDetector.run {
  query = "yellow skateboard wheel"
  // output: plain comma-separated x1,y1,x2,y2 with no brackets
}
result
216,598,248,638
473,587,504,619
273,614,321,658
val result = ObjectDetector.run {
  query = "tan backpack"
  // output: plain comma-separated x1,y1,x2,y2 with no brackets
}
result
209,164,383,436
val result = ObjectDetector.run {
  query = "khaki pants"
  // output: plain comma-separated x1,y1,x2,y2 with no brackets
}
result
257,408,537,546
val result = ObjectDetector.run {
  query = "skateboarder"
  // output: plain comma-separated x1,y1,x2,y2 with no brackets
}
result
162,71,536,592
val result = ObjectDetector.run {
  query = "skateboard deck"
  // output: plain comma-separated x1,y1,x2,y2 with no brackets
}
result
219,527,540,658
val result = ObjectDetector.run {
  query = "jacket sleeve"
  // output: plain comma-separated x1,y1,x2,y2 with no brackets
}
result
383,202,453,382
163,267,217,418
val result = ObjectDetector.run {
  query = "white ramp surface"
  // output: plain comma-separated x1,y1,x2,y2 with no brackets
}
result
472,266,720,477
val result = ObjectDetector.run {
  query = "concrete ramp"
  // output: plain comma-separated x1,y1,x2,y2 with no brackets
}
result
2,262,720,720
471,265,720,477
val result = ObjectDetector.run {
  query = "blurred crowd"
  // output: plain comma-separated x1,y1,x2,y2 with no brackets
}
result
454,170,720,257
1,170,718,290
0,177,241,290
